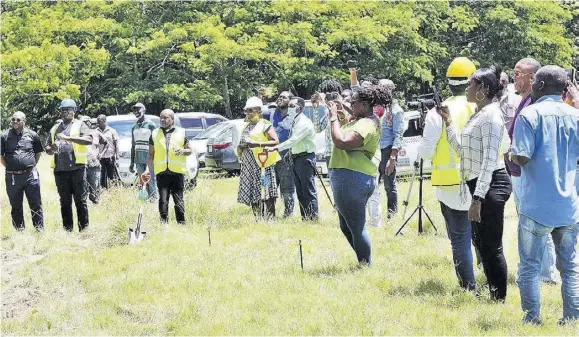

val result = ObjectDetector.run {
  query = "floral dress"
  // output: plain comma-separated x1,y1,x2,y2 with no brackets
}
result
237,123,278,205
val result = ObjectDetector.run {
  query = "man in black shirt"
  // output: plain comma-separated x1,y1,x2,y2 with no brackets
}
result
45,99,93,232
1,111,44,231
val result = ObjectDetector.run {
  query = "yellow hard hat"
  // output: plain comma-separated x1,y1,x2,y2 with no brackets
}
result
446,57,476,79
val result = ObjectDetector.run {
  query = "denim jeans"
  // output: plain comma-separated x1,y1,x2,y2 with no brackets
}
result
5,170,43,230
367,173,382,227
440,202,476,290
275,159,295,217
518,214,579,323
86,166,101,203
512,176,559,283
293,153,318,221
330,168,375,264
380,146,397,216
136,163,158,200
467,169,511,301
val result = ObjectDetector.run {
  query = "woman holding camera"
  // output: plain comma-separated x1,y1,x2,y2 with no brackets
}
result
439,65,512,301
327,85,391,265
237,97,280,219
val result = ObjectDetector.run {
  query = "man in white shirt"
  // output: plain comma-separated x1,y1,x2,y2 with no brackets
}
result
418,57,477,291
266,97,319,221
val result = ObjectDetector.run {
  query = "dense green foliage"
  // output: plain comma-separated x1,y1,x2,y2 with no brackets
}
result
1,0,577,133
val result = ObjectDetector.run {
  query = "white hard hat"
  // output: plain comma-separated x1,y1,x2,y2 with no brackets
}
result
244,96,263,110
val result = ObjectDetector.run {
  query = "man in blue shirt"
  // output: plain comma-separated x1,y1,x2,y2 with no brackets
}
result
270,91,296,217
512,65,579,325
378,81,404,218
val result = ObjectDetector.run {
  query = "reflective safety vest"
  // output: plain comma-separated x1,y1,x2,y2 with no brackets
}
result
49,120,88,168
152,127,187,174
249,119,281,168
431,96,474,186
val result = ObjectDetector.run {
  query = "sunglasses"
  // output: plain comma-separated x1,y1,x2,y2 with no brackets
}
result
11,118,22,122
514,72,533,78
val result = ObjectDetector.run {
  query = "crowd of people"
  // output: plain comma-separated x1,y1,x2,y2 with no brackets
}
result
1,57,579,325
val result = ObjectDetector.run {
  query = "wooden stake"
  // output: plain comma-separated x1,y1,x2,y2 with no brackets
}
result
299,240,304,271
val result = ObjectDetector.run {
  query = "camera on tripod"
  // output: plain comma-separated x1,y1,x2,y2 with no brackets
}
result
405,88,443,133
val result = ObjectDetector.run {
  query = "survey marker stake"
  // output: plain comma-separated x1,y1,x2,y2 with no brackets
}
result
299,240,304,271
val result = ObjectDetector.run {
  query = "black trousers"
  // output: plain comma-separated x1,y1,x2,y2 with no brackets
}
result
466,169,512,301
156,172,185,224
5,170,43,230
292,152,319,221
100,157,120,189
54,168,89,231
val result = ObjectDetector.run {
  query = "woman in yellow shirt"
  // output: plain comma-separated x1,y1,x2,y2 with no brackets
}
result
327,85,392,265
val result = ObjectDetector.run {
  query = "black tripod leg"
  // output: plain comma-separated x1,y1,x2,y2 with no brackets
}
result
421,207,438,232
395,206,419,236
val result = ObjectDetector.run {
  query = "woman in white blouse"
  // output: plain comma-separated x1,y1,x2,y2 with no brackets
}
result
439,65,512,302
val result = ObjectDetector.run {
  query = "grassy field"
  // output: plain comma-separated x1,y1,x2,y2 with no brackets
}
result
1,156,577,335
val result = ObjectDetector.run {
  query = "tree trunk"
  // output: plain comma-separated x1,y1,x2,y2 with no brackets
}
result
221,69,233,119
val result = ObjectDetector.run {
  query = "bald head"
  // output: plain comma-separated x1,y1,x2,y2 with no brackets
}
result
516,58,541,74
160,109,175,129
11,111,26,131
531,65,568,102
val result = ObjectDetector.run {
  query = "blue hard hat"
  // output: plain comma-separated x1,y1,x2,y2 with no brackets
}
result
59,99,77,109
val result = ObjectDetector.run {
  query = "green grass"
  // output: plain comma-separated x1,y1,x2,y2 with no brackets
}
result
1,156,577,335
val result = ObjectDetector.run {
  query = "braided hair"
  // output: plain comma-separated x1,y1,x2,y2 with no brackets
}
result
355,84,392,107
318,79,343,94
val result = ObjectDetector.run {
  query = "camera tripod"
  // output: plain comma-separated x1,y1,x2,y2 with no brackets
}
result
395,155,437,236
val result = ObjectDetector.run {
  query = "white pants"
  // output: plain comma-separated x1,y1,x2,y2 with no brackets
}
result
367,174,382,227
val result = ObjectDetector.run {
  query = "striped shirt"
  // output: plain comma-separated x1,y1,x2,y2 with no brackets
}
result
446,102,506,199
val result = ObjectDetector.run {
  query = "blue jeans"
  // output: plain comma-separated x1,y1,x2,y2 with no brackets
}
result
86,166,101,203
293,153,318,220
440,202,476,290
380,146,397,216
512,176,559,283
136,163,158,200
275,159,295,217
518,214,579,323
330,168,375,264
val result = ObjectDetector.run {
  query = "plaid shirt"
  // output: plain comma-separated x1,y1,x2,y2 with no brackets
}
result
446,102,505,199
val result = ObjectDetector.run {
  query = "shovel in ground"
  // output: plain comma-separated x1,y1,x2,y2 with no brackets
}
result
128,207,146,244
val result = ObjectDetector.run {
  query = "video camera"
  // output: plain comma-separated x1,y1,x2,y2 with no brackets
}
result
406,87,443,134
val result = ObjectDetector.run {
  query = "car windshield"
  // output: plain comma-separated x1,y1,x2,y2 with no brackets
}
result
194,122,230,140
403,117,422,137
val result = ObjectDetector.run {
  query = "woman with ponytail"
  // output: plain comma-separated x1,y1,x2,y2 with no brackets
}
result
439,65,512,301
326,84,392,265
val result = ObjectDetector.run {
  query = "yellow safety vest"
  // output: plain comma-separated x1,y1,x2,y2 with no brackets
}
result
152,126,187,174
431,96,474,186
49,120,88,168
249,119,280,168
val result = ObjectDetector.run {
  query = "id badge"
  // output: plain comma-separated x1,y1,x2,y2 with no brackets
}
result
32,170,39,180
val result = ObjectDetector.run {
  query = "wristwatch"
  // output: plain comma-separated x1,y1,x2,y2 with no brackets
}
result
473,195,484,202
330,116,339,123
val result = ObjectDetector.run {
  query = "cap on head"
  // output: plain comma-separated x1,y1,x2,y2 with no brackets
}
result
244,96,263,110
447,57,476,84
59,98,77,109
132,102,146,110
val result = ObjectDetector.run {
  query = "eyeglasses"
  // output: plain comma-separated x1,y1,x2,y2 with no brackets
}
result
11,118,22,122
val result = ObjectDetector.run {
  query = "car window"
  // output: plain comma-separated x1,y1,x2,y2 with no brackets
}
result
205,117,225,127
179,117,203,129
215,127,233,143
194,122,231,140
107,120,137,138
403,117,422,137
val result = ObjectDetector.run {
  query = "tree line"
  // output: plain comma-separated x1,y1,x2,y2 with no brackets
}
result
1,0,577,133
